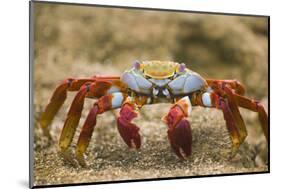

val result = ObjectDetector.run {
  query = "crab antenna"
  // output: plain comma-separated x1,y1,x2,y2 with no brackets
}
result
133,60,141,70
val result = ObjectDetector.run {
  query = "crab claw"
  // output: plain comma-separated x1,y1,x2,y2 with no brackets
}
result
167,119,192,159
163,106,192,158
117,103,141,149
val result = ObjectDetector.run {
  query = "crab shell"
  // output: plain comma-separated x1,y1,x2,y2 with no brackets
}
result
121,60,208,98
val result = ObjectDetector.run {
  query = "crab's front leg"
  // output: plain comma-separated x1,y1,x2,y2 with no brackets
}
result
75,92,127,166
163,96,193,158
117,96,147,149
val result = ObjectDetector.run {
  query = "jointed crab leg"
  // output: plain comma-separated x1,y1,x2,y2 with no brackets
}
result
59,80,113,151
40,78,95,138
59,79,128,150
192,85,268,156
222,86,247,143
234,94,268,141
192,91,244,154
75,92,128,166
163,96,193,158
218,98,241,153
206,79,245,95
206,80,267,141
209,84,248,144
40,76,125,139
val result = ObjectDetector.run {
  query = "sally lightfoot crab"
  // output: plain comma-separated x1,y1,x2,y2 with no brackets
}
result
39,60,268,166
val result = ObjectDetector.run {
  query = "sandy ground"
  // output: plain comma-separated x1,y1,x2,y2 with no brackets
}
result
33,103,268,186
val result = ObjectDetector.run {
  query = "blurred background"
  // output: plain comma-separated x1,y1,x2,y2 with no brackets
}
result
34,3,268,99
33,2,268,186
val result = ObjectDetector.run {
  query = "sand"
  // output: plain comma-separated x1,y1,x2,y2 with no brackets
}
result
33,104,268,186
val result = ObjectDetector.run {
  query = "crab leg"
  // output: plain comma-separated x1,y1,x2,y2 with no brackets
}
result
117,96,148,149
218,98,241,153
163,96,193,158
75,92,127,166
59,79,127,151
40,76,126,139
206,79,245,95
58,81,111,150
234,94,268,141
205,80,255,144
222,86,248,143
40,78,95,138
208,84,248,143
40,76,123,138
206,80,267,141
192,92,242,155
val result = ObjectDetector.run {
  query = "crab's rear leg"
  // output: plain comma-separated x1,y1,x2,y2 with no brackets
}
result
206,79,246,95
205,81,250,146
40,78,95,139
218,98,242,154
58,80,126,161
220,86,248,144
234,94,268,141
75,92,127,166
192,91,243,156
207,80,267,141
163,96,193,158
58,81,112,149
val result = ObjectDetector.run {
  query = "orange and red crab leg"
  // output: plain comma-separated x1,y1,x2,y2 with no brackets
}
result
40,78,95,138
234,94,268,141
40,76,125,139
207,80,267,141
208,80,268,141
75,92,128,166
191,87,267,155
211,85,248,144
163,96,193,158
116,96,148,149
191,91,243,154
206,79,246,95
58,79,127,150
206,80,250,144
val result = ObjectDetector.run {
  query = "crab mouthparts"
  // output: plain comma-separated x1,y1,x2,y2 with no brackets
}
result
152,87,171,98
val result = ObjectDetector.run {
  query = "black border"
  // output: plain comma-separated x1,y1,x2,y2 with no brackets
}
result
29,1,270,188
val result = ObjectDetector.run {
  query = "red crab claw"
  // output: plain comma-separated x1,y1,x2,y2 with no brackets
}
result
117,103,141,149
163,106,192,158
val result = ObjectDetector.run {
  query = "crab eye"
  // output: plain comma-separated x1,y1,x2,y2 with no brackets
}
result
179,63,186,72
133,60,141,70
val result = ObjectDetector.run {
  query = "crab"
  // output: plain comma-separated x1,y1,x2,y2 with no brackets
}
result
39,60,268,166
